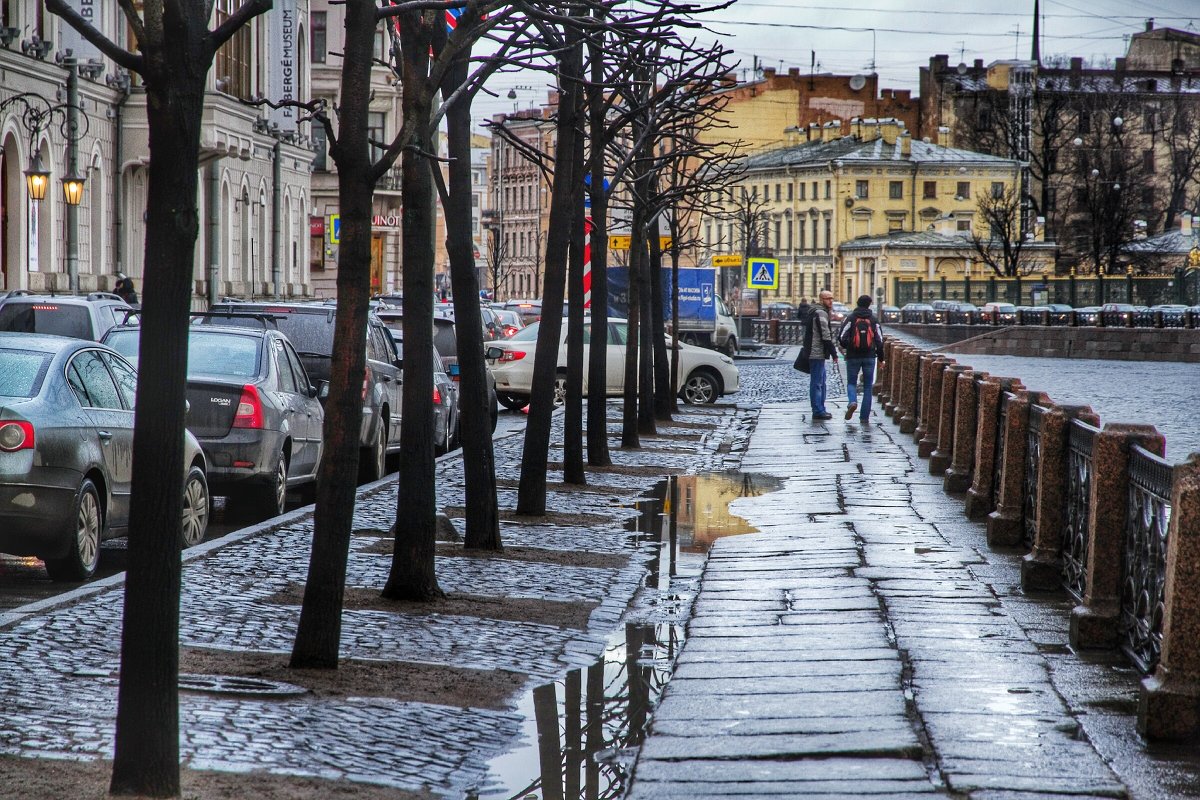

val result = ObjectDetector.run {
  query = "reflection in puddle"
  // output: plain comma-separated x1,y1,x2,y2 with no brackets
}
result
471,472,778,799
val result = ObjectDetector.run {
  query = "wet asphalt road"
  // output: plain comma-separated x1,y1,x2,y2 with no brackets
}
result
0,410,529,613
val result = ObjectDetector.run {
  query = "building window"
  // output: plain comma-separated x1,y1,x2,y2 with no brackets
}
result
888,218,903,232
798,183,805,200
774,220,781,250
1078,110,1090,134
991,182,1004,199
956,181,970,199
798,223,805,251
889,181,903,199
855,180,869,199
787,184,794,201
1143,107,1158,133
1143,149,1155,173
824,181,831,199
957,219,971,232
824,219,831,251
812,181,818,199
811,219,818,251
1142,187,1155,207
215,0,252,99
311,11,327,64
775,184,782,201
923,181,937,199
787,219,793,250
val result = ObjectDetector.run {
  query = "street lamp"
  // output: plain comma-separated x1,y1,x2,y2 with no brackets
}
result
23,153,50,201
61,171,86,206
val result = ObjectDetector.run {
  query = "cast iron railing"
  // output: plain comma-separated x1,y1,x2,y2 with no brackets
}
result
1120,445,1174,674
1023,405,1045,550
1061,419,1099,603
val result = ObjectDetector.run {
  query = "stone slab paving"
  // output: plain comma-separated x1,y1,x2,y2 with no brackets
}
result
0,402,755,797
627,402,1128,799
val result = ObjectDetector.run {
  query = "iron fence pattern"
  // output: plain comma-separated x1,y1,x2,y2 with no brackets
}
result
1120,445,1174,675
993,393,1012,510
1023,405,1045,550
1062,420,1099,602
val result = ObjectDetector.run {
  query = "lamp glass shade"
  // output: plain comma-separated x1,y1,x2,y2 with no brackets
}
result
61,173,86,206
24,159,49,202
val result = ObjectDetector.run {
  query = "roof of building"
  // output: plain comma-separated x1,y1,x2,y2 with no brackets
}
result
741,135,1016,171
1124,228,1199,255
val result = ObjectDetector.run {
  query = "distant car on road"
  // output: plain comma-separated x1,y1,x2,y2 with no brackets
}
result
979,302,1018,324
104,320,324,517
487,317,739,409
0,334,209,580
0,291,133,341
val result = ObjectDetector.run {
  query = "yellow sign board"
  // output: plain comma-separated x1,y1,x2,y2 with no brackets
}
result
712,254,743,268
607,235,673,251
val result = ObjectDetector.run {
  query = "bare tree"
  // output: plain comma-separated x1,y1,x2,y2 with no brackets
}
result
46,1,271,794
1159,94,1200,232
968,184,1042,276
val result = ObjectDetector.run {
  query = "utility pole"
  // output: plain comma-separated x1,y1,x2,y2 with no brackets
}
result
66,60,80,293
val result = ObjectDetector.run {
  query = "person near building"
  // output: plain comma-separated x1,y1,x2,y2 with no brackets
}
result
114,274,139,306
838,294,885,423
796,297,811,326
807,290,837,420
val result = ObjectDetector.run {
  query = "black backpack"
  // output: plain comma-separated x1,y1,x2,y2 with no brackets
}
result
840,315,875,353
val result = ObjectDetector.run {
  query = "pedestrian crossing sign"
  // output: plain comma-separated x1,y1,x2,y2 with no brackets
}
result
746,258,779,290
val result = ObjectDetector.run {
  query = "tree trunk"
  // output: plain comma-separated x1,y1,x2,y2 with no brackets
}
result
637,234,656,436
563,84,587,487
516,30,583,514
648,216,672,421
443,58,501,550
620,222,641,448
109,58,206,800
291,0,378,667
384,9,441,598
584,24,612,467
668,246,680,415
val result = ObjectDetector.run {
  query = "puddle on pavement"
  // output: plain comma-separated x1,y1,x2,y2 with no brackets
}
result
469,471,780,800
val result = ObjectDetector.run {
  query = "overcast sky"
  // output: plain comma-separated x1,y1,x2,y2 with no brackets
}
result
470,0,1199,128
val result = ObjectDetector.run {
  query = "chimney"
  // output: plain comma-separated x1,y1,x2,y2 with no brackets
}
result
788,67,799,78
974,59,984,71
763,67,776,79
937,125,951,148
936,214,958,236
784,125,802,146
1182,215,1193,236
1146,17,1154,32
807,122,821,142
822,120,842,142
1070,57,1083,88
899,131,912,157
880,118,901,145
1115,57,1126,73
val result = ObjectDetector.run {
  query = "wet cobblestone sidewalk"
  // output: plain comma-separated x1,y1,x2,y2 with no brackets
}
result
0,403,755,796
627,403,1130,799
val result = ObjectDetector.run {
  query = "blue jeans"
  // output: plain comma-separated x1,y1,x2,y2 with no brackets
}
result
808,358,827,415
844,357,875,420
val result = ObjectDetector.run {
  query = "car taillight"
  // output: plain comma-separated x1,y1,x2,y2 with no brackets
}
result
503,326,519,337
433,386,442,404
0,421,34,451
232,385,264,429
499,350,526,362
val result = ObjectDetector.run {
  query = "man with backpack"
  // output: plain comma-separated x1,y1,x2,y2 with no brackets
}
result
837,295,886,423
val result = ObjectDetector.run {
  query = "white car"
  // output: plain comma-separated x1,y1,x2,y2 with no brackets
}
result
487,318,739,410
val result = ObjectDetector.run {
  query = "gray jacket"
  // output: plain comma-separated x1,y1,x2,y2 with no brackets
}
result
808,305,835,360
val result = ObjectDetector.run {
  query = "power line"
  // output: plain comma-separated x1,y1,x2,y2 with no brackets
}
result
731,1,1190,20
709,18,1150,40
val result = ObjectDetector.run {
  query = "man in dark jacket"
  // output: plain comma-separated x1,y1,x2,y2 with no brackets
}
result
807,291,837,420
837,294,885,423
796,297,811,326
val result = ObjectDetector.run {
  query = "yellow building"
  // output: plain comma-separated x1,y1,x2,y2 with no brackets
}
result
702,119,1035,304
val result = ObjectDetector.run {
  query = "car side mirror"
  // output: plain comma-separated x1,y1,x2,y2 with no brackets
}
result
308,384,319,399
317,380,330,399
394,357,404,370
484,346,503,360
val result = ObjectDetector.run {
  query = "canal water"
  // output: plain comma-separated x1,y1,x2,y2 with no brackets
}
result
888,331,1200,461
469,471,782,800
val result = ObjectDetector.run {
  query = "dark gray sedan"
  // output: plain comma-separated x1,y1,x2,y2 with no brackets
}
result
0,334,209,580
104,323,324,518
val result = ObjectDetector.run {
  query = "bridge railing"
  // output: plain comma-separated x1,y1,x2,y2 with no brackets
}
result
876,336,1200,740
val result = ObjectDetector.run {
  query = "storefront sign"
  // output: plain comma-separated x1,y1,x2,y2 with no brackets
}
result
372,214,402,227
266,0,298,133
310,216,325,237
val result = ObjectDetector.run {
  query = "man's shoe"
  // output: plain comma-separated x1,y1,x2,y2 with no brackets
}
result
815,412,833,420
845,403,858,420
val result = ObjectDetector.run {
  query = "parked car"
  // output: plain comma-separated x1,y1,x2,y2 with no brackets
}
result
899,302,934,323
830,301,851,324
104,319,324,517
382,327,459,455
491,307,526,337
879,305,901,324
377,311,499,437
762,301,797,320
487,318,740,409
206,301,402,482
979,302,1018,323
1075,306,1101,325
1100,302,1137,326
0,291,133,341
0,334,209,580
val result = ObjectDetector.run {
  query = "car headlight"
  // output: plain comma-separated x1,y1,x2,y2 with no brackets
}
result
719,355,733,365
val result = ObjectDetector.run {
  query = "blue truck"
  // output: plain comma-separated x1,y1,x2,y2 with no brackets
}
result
605,266,739,355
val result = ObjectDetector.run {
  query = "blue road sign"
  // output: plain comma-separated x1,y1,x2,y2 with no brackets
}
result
746,258,779,290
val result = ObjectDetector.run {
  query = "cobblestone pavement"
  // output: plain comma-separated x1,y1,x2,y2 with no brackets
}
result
627,403,1134,799
0,401,755,796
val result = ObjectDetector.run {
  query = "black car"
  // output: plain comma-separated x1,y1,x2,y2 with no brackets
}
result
205,302,403,482
104,320,324,517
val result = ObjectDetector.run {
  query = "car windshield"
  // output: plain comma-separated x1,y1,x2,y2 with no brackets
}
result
510,322,541,342
0,348,51,398
106,329,261,377
0,302,92,339
207,308,334,354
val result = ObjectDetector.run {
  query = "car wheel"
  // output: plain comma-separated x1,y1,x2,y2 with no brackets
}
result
552,374,567,408
241,450,288,519
724,337,738,357
46,479,102,582
360,423,387,483
681,369,719,405
496,392,527,411
180,465,210,548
